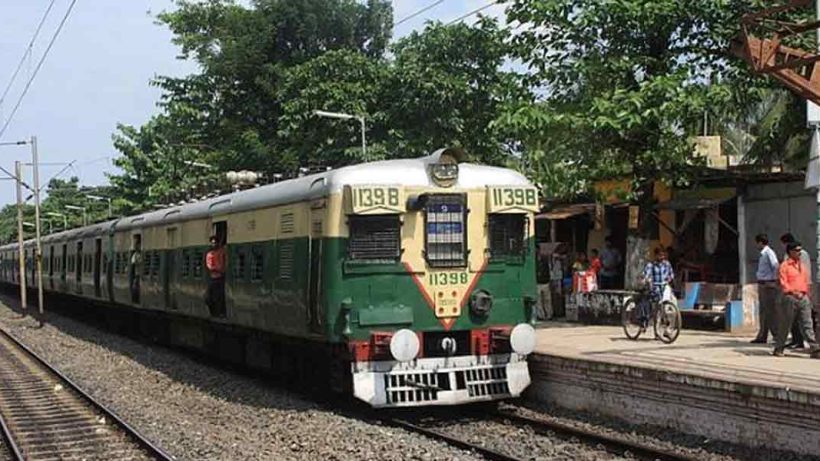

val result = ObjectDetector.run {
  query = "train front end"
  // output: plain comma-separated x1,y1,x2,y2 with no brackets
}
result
330,149,539,407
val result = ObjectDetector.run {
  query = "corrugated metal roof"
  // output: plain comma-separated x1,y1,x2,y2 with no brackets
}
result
536,203,595,220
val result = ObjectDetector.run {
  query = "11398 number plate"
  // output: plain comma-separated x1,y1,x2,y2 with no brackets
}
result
487,187,539,213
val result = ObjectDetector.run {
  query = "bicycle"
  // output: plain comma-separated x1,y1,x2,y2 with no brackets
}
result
621,283,682,344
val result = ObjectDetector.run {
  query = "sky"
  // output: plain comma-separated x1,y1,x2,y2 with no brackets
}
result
0,0,507,208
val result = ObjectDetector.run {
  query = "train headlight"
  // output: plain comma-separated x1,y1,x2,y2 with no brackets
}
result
510,323,536,355
431,163,459,182
429,147,463,187
389,329,420,362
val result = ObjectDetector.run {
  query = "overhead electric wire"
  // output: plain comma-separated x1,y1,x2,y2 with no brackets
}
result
0,0,79,140
0,0,59,113
445,0,499,26
395,0,446,27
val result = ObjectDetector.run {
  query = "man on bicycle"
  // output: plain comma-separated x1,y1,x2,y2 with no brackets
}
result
639,247,675,331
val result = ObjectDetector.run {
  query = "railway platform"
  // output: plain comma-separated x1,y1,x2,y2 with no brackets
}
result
527,323,820,457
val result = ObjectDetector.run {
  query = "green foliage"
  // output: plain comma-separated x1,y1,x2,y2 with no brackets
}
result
102,0,812,216
109,1,522,207
500,0,766,201
383,18,526,163
0,177,114,244
717,89,810,169
276,49,390,167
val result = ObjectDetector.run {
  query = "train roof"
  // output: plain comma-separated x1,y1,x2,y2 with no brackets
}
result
0,151,532,250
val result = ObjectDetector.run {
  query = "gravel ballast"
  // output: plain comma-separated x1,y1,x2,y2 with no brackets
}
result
0,300,480,461
427,415,627,460
507,402,820,461
1,295,810,461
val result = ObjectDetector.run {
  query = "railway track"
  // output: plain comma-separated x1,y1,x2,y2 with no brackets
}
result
490,408,701,461
382,406,702,461
386,416,520,461
0,326,172,461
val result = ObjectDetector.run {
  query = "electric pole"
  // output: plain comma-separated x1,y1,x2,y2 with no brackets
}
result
15,161,26,309
31,136,43,317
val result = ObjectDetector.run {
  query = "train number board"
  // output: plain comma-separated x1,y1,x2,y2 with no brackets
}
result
486,186,540,213
346,186,406,214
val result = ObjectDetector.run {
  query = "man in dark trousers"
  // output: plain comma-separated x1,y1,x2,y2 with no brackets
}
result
780,233,810,348
774,241,820,358
205,235,226,318
752,234,779,344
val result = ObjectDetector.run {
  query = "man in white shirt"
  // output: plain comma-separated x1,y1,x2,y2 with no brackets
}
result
752,233,779,344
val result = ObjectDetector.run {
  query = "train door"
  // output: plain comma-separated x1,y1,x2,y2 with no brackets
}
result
75,241,83,285
61,244,67,284
208,221,227,317
29,249,35,289
307,203,323,332
48,245,55,289
93,238,102,297
130,234,141,304
164,227,177,309
106,235,114,302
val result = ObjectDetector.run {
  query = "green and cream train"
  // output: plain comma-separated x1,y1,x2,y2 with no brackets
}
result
0,149,539,407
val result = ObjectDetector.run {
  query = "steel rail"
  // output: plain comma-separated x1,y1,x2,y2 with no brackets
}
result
385,417,523,461
0,407,24,461
492,409,702,461
0,326,173,460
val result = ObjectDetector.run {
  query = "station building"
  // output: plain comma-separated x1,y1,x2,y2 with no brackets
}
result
535,137,817,333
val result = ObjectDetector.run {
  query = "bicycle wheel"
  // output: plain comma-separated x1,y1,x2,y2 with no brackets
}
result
621,298,643,340
654,301,682,344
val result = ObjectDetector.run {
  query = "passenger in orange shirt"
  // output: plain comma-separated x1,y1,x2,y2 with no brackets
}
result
589,249,602,275
775,242,819,357
205,235,227,318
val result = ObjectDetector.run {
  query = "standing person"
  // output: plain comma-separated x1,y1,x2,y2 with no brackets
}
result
571,252,589,272
589,249,602,276
780,233,810,348
205,235,227,318
128,239,141,303
774,242,820,358
752,234,779,344
600,238,622,289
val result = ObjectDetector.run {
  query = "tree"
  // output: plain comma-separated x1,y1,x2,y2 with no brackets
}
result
503,0,757,194
716,89,809,169
109,3,524,207
276,49,390,168
153,0,393,173
0,177,114,244
383,18,527,164
109,0,394,204
500,0,766,282
110,116,219,211
0,204,34,244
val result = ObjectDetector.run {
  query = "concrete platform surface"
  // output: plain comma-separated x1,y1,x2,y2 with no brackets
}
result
533,322,820,397
528,323,820,456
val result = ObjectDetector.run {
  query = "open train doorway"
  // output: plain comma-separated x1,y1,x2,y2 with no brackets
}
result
207,221,227,318
308,208,323,333
130,234,141,304
61,244,67,283
75,241,83,294
93,238,102,297
49,245,54,289
164,227,177,309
